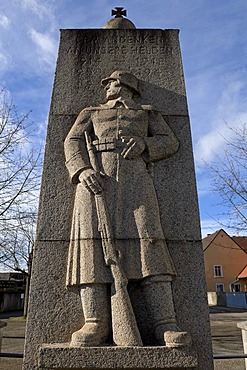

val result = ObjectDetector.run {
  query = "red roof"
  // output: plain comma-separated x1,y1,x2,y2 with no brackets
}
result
238,266,247,278
202,230,221,251
232,237,247,253
202,229,247,254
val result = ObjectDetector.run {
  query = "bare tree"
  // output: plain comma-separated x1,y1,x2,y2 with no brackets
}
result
0,211,36,273
209,122,247,233
0,88,42,273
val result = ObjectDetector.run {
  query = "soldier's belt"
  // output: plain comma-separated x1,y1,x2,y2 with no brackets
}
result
92,138,125,152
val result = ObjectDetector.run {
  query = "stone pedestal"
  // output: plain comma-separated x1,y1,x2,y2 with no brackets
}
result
39,345,197,370
23,28,213,370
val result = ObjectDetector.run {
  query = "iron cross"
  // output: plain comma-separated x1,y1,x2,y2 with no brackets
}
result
112,7,127,18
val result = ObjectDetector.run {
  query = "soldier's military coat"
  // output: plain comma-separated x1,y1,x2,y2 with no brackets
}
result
64,98,179,287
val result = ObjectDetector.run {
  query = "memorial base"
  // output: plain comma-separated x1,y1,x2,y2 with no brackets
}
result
39,344,198,370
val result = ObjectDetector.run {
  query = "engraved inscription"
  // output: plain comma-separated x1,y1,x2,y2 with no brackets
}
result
81,34,172,45
75,33,174,55
77,45,172,56
71,33,175,87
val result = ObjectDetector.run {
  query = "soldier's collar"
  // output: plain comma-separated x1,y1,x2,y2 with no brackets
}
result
102,98,141,110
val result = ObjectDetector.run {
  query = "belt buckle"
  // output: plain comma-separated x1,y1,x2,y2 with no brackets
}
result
106,137,116,151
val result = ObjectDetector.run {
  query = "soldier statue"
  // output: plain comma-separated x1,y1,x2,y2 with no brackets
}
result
64,71,190,347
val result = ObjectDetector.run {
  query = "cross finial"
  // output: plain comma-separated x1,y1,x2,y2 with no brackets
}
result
111,7,127,18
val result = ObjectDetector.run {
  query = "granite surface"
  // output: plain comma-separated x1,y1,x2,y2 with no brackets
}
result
39,345,197,369
23,28,213,370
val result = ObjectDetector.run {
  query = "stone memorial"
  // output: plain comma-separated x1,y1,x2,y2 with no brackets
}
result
23,8,214,370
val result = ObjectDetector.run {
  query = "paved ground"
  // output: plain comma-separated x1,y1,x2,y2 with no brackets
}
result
0,310,25,370
0,306,247,370
210,306,247,369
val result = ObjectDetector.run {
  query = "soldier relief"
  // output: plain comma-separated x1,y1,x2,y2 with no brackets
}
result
64,71,191,348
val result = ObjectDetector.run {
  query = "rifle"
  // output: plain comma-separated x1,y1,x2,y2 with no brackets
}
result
85,131,143,347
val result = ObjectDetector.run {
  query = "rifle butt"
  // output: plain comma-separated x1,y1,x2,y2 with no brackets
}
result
111,288,143,347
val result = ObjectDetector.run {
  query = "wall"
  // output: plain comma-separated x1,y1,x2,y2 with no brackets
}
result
207,292,227,306
207,292,247,309
240,278,247,292
0,293,24,312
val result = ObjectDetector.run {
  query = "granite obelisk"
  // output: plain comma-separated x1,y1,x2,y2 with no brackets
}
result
23,9,213,370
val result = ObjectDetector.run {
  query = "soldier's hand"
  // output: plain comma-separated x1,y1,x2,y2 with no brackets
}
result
120,136,146,159
79,168,103,194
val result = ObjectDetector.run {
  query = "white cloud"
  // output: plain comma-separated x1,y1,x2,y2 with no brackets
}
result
200,218,246,238
35,120,47,147
194,71,247,167
195,113,247,166
0,15,10,29
196,175,212,198
21,0,53,20
0,52,9,73
20,0,57,34
29,29,57,68
200,219,222,238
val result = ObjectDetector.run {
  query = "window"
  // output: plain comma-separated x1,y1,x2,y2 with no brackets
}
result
216,283,224,292
214,265,223,277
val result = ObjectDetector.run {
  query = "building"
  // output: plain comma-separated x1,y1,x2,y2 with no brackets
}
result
0,272,26,312
203,229,247,292
237,265,247,292
232,236,247,292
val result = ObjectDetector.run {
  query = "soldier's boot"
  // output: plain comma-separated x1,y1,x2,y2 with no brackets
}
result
141,276,191,347
70,284,110,346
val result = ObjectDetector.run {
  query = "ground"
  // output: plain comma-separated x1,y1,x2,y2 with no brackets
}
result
0,310,25,370
210,306,247,370
0,307,246,370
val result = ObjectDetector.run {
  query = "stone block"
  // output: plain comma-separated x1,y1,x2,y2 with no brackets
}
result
154,116,201,240
168,241,213,370
39,345,197,370
23,28,213,370
52,29,188,117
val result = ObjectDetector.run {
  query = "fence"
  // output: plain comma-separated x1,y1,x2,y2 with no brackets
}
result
208,292,247,309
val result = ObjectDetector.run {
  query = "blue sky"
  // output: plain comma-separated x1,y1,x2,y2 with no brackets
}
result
0,0,246,237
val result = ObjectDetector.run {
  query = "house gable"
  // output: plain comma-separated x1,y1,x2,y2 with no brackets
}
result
203,229,247,292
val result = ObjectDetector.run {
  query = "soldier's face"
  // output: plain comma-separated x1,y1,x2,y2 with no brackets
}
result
105,80,121,100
